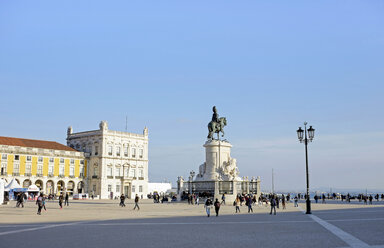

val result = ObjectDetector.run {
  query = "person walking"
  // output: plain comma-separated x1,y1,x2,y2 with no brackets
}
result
120,194,126,207
133,194,140,210
214,198,221,217
204,198,212,217
59,194,64,209
36,193,44,215
221,194,226,205
322,194,326,204
282,195,286,210
270,196,277,215
235,196,241,213
369,195,373,205
294,196,298,207
64,193,69,206
247,196,253,213
196,195,200,205
42,195,47,211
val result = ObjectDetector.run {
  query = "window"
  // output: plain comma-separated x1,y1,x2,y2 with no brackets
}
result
95,146,98,156
139,169,144,178
124,146,128,157
139,185,143,193
115,168,120,177
27,156,32,161
107,167,113,177
132,148,136,158
49,157,54,163
13,163,20,173
38,156,43,162
1,163,7,175
116,185,120,192
37,164,43,175
26,163,31,173
108,185,112,192
60,158,64,164
139,149,143,158
59,165,64,176
108,146,113,156
70,159,74,164
116,146,120,156
79,166,84,177
132,185,135,192
93,185,96,192
48,165,54,175
130,169,136,178
93,166,98,176
70,167,74,176
15,155,20,161
124,168,129,177
1,154,7,160
80,160,84,165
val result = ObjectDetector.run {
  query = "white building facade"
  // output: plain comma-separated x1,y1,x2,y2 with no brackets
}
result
67,121,149,199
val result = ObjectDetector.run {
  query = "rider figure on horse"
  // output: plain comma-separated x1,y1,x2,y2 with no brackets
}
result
212,106,219,124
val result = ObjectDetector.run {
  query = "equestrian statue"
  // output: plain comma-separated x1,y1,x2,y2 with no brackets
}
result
207,106,227,140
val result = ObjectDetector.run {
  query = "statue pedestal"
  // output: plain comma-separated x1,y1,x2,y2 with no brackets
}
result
198,140,232,181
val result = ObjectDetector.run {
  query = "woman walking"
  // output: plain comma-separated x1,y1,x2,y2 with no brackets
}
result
235,196,241,213
204,198,212,217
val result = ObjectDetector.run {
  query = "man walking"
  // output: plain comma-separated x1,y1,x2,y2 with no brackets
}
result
120,194,126,207
214,198,221,217
221,194,226,205
133,194,140,210
247,197,253,213
36,193,44,215
59,194,64,209
64,193,69,206
270,196,277,215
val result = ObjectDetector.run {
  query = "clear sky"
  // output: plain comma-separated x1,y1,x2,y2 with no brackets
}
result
1,1,383,192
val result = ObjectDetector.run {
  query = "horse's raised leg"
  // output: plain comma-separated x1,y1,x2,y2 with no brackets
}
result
221,130,225,137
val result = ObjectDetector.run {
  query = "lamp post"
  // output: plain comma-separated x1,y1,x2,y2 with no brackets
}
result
297,122,315,214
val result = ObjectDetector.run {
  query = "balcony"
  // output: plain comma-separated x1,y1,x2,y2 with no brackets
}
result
0,171,7,176
115,176,123,179
24,173,32,177
139,156,143,159
12,172,20,176
92,175,98,179
107,176,114,179
69,175,75,178
48,173,54,177
36,173,43,177
79,173,84,178
138,177,144,180
132,177,137,180
59,174,65,178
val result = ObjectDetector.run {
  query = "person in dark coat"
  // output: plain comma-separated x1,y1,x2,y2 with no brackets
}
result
120,194,126,207
64,193,69,206
214,198,221,217
59,194,64,209
133,194,140,210
270,196,277,215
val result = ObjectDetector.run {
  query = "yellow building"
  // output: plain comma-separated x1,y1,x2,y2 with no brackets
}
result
0,136,87,195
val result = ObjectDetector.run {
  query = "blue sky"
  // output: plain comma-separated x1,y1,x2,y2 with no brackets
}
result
1,1,383,191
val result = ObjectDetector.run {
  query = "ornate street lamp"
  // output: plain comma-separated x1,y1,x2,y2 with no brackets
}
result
297,122,315,214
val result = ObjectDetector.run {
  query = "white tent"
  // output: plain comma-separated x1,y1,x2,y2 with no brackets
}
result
0,179,4,204
4,178,22,191
28,184,40,192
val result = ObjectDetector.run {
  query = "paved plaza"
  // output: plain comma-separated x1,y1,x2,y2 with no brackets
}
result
0,200,384,248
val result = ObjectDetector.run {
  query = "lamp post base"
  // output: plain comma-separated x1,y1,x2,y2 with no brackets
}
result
306,199,312,214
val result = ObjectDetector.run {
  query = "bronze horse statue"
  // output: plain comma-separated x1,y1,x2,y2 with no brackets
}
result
207,117,227,140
